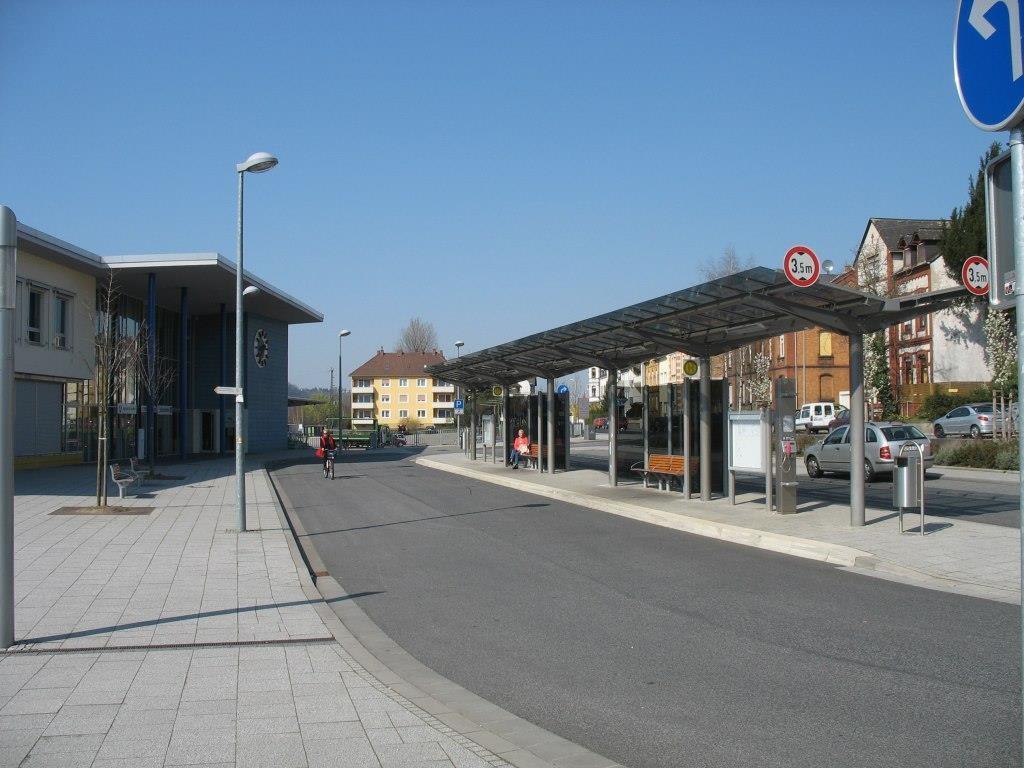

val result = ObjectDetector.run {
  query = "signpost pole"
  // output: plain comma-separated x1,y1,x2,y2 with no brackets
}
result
1009,126,1024,756
0,207,16,649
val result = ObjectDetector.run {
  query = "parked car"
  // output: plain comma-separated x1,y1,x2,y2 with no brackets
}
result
592,416,628,431
932,403,1002,439
795,402,840,433
827,408,850,431
804,421,933,482
422,426,439,434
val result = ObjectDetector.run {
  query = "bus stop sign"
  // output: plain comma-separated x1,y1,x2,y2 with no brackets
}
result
955,0,1024,130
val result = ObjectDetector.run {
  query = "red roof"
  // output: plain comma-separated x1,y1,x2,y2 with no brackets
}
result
350,350,447,378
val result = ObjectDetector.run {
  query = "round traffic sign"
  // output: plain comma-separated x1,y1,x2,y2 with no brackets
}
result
556,384,569,395
491,385,503,397
954,0,1024,131
783,245,821,287
962,255,990,296
682,359,699,377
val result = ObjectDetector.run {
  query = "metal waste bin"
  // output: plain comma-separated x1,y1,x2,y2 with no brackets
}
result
892,444,925,535
587,426,596,440
893,454,920,509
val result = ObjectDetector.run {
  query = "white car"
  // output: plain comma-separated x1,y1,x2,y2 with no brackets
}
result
795,402,840,434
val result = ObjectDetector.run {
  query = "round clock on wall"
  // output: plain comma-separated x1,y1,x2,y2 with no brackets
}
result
253,328,270,368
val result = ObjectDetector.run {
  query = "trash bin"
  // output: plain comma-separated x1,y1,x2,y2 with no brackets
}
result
587,426,597,440
893,454,920,509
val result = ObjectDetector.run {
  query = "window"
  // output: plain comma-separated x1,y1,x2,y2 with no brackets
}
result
356,378,370,388
27,285,44,344
903,356,914,385
380,410,390,418
398,409,408,418
777,334,785,359
916,314,926,334
818,332,832,358
381,394,390,403
590,368,597,378
381,378,390,387
902,320,912,338
416,394,426,402
917,354,929,384
399,394,408,403
949,407,969,418
417,378,426,387
590,386,597,397
824,427,847,445
53,293,71,350
399,378,408,387
865,428,878,443
417,409,427,418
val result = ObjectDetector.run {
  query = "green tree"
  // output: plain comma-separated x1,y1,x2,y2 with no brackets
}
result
942,142,1002,282
866,331,899,419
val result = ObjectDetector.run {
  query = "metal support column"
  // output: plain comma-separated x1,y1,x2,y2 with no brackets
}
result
641,364,649,470
0,207,16,649
146,273,156,466
849,332,865,526
218,303,226,455
608,368,618,486
469,392,478,461
547,376,556,475
683,379,691,499
178,287,188,460
699,356,711,501
502,384,510,465
535,387,543,473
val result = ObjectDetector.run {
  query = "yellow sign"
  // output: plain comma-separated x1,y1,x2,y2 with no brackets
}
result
683,359,699,377
492,385,503,397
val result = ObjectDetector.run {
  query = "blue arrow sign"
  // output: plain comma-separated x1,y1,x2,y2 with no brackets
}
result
956,0,1024,130
556,384,570,395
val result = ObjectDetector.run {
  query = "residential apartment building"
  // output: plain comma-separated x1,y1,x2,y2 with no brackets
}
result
587,365,643,402
853,217,990,415
349,350,454,429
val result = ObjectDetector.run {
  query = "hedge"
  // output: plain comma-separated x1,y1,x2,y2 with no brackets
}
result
916,387,992,421
933,439,1019,470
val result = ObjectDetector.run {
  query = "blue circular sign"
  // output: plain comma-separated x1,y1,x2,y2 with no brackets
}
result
955,0,1024,130
556,384,569,395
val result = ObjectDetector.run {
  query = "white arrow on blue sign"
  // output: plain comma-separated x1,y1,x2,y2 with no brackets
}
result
556,384,569,395
955,0,1024,130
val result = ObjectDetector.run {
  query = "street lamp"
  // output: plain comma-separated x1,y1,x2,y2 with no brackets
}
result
338,329,351,436
455,341,464,449
235,151,278,533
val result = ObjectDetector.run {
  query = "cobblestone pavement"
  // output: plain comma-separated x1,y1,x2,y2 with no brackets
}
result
2,457,514,768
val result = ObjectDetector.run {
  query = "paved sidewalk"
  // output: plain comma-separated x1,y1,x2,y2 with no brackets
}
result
418,452,1021,604
1,457,519,768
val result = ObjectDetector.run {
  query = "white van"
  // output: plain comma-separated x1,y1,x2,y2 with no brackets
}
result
796,402,838,434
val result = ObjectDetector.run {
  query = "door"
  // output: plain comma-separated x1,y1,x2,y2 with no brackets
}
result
946,407,969,435
820,426,848,470
201,412,214,452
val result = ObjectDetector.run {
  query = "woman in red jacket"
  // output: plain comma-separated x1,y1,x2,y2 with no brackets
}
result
508,428,529,469
319,428,337,476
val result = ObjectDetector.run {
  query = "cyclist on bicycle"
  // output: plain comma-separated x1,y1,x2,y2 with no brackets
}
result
319,428,337,476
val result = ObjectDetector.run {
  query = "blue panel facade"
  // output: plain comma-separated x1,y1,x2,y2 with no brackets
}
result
191,315,223,412
244,314,288,452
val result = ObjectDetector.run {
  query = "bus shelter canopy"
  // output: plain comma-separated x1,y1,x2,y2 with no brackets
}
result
426,267,969,388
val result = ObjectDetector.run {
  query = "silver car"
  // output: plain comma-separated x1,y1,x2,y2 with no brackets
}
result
804,422,933,482
932,403,1001,439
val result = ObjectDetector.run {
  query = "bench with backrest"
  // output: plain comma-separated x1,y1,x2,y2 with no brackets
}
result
632,453,699,491
517,442,548,469
110,463,141,499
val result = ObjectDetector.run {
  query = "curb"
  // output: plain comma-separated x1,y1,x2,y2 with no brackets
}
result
414,457,1022,605
263,461,624,768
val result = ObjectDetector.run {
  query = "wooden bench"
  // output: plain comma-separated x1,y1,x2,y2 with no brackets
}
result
631,454,699,491
516,443,548,469
110,463,141,499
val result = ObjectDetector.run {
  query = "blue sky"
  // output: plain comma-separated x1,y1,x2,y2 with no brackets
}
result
0,1,996,387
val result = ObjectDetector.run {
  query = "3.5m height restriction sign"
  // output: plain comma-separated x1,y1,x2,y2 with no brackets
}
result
962,255,990,296
783,245,821,287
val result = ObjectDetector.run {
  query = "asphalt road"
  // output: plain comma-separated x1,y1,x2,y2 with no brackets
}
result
271,448,1019,768
571,443,1022,528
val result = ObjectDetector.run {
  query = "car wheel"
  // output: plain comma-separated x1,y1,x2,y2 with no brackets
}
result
863,459,875,483
934,424,944,438
970,425,981,439
805,456,823,478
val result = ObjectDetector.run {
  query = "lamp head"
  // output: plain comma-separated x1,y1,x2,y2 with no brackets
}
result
455,340,465,348
822,259,835,274
338,329,351,338
237,152,279,174
242,285,260,297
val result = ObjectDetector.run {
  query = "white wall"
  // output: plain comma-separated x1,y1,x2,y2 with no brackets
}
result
930,256,990,383
14,245,95,381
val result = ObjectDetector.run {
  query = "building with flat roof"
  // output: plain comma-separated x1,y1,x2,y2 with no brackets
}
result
12,221,321,467
349,350,453,430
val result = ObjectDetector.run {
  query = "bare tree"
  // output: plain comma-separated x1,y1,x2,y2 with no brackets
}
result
86,275,146,506
699,245,756,282
135,327,177,477
396,317,439,353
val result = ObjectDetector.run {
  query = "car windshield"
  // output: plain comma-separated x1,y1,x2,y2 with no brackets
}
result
881,426,927,441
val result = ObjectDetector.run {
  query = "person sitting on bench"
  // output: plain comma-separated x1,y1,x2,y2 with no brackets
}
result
508,428,530,469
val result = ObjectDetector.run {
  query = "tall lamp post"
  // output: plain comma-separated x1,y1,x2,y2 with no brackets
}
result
235,151,278,533
1,206,15,649
455,340,464,449
337,329,351,437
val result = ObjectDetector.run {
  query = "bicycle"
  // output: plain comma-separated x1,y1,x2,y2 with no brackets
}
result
323,449,336,479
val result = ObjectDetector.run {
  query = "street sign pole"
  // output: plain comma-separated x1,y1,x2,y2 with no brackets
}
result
1010,126,1024,758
